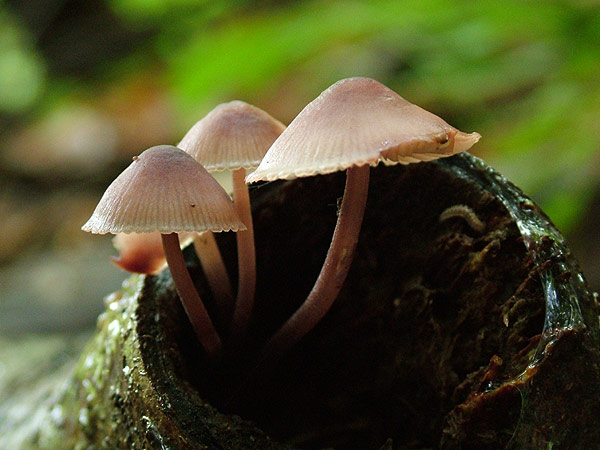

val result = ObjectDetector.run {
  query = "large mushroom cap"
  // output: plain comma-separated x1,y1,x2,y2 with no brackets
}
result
246,77,481,183
178,100,286,172
82,145,246,234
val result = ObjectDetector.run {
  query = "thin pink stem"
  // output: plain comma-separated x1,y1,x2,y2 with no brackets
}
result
193,231,235,327
162,233,222,359
261,165,370,359
230,168,257,340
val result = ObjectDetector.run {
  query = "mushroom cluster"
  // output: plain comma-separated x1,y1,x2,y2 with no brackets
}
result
83,77,480,364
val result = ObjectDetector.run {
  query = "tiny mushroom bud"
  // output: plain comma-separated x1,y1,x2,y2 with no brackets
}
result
246,77,480,359
110,231,194,275
82,145,245,359
111,232,167,275
179,101,285,340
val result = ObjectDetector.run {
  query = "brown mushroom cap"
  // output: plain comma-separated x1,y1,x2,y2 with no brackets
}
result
246,77,481,183
178,100,286,172
82,145,246,234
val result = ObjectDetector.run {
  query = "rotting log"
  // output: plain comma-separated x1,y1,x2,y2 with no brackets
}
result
6,153,600,449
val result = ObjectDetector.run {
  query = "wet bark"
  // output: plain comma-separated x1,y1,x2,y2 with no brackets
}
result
5,153,600,449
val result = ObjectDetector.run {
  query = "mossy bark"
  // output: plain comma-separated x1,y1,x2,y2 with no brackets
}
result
8,154,600,449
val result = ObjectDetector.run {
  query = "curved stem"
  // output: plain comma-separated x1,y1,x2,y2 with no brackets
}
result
194,231,234,328
162,233,222,359
230,168,257,340
261,165,370,360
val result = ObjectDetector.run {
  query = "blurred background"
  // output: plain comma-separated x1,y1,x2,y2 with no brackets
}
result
0,0,599,337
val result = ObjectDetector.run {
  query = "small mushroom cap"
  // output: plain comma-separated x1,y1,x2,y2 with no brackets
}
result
178,100,286,171
111,231,168,274
82,145,246,234
110,231,194,275
246,77,481,183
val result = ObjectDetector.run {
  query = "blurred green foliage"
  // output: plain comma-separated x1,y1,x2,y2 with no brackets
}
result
2,0,600,232
0,8,45,114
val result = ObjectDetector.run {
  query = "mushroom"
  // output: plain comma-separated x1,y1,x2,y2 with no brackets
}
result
246,77,481,359
110,228,231,328
82,145,245,359
111,232,167,275
110,231,194,275
179,100,285,339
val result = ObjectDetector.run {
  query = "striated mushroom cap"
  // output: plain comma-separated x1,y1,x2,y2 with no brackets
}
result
82,145,246,234
178,100,286,172
246,77,480,183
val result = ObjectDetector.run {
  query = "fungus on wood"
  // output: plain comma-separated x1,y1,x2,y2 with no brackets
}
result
246,77,481,359
82,145,245,359
24,153,600,450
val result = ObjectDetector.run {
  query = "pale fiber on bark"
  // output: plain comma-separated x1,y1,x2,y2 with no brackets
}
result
439,204,486,233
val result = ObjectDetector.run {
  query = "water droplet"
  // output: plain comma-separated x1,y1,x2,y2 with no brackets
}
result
109,301,120,311
108,320,120,336
78,408,90,427
50,405,64,425
84,354,94,368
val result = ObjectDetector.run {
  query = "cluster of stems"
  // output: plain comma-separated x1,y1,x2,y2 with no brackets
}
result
170,167,259,359
179,164,369,365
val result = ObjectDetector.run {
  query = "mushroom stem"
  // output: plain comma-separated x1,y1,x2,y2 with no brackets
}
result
261,164,370,359
230,167,257,340
193,231,235,327
162,232,223,359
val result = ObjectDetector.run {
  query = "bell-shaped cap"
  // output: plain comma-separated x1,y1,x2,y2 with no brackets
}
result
82,145,246,234
246,77,481,183
178,100,286,172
